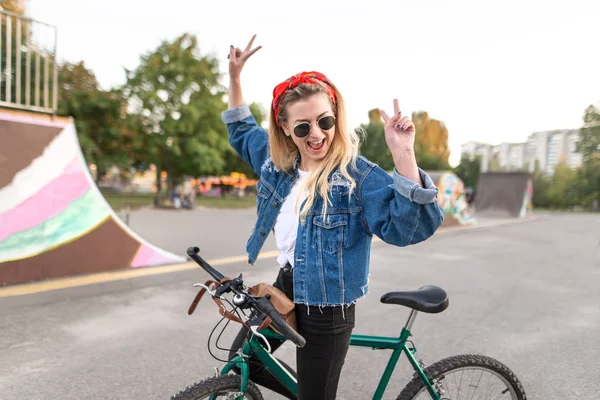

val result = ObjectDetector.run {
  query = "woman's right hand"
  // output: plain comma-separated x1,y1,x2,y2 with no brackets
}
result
229,34,262,80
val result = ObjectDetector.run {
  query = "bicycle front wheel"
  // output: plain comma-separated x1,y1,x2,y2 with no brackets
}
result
170,375,264,400
398,354,527,400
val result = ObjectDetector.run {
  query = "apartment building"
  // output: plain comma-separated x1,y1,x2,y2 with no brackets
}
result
460,141,491,171
527,129,582,175
462,129,582,175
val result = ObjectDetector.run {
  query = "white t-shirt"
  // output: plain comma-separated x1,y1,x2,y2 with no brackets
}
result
273,169,310,268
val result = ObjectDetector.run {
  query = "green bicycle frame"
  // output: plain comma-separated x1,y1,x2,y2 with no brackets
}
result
213,310,440,400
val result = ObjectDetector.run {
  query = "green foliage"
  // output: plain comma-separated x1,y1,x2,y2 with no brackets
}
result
122,33,228,194
412,111,450,167
357,108,451,171
546,161,578,208
57,61,133,181
532,126,599,210
573,157,600,207
416,152,451,171
531,169,551,208
573,104,600,208
357,109,394,170
577,105,600,163
453,155,481,190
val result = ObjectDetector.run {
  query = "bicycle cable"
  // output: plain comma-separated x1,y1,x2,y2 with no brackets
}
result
215,298,247,351
207,314,232,363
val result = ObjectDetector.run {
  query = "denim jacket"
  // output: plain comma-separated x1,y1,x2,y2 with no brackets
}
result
222,104,445,306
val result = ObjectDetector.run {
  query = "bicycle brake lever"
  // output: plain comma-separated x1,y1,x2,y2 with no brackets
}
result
193,283,218,297
250,325,272,353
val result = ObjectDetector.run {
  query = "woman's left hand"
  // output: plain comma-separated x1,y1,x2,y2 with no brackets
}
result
379,99,416,154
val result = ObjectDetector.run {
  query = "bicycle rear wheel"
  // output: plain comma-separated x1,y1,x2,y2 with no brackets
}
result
398,354,527,400
170,374,264,400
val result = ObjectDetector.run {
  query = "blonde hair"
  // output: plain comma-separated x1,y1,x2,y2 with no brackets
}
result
268,82,361,220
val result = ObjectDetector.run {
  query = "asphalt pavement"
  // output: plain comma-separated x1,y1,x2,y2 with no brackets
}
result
1,210,599,399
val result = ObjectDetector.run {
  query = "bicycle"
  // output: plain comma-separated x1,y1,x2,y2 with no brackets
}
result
171,246,527,400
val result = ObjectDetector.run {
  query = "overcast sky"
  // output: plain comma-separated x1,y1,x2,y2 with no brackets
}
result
28,0,600,166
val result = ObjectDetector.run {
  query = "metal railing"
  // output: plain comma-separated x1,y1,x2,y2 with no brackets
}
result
0,9,57,114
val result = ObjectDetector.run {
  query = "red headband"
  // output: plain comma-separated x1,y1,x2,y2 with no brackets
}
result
271,71,337,126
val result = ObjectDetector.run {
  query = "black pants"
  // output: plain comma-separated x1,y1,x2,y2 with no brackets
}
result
229,267,356,399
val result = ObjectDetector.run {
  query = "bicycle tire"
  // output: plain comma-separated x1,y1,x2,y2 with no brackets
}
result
398,354,527,400
170,374,264,400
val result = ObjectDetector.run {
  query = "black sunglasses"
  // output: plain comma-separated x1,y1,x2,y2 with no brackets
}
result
292,115,336,138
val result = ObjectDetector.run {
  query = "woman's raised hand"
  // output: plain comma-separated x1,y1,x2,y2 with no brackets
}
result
379,98,416,154
229,34,262,80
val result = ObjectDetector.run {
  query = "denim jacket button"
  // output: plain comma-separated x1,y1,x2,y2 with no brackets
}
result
259,230,265,236
272,201,279,207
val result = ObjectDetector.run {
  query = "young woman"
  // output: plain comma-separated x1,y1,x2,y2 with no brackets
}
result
223,35,444,400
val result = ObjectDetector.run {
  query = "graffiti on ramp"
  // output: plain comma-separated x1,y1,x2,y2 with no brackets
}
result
428,171,476,227
0,110,185,286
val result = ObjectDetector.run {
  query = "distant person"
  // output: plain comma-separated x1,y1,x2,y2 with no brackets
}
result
182,180,194,209
221,35,444,399
173,185,182,209
465,186,475,205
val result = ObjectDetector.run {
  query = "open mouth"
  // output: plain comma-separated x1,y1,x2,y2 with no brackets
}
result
307,138,325,151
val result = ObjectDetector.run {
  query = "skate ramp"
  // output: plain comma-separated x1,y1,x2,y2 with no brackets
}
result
428,171,476,227
474,172,533,218
0,109,185,286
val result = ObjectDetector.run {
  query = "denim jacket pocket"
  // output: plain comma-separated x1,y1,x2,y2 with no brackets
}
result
312,214,348,254
256,180,274,211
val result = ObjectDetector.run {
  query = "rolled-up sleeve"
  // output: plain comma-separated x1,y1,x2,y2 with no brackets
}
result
392,168,439,204
361,165,444,246
222,104,253,124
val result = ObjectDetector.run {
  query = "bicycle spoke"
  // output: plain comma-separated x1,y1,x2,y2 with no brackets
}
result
473,371,493,400
413,367,518,400
457,372,464,400
467,369,484,400
453,371,460,399
491,387,511,400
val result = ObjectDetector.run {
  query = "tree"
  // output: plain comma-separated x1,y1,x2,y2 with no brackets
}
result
573,158,600,208
357,108,451,171
577,105,600,163
412,111,451,169
532,168,551,208
57,61,134,182
574,104,600,208
416,152,452,171
356,108,394,170
122,33,229,198
453,155,481,190
546,159,578,209
0,0,25,14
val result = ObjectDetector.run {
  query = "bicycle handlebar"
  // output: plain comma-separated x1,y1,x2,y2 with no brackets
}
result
186,246,305,348
187,247,224,282
254,297,306,348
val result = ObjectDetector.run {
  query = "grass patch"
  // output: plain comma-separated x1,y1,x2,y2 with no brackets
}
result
101,192,155,211
100,190,256,211
195,195,256,209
